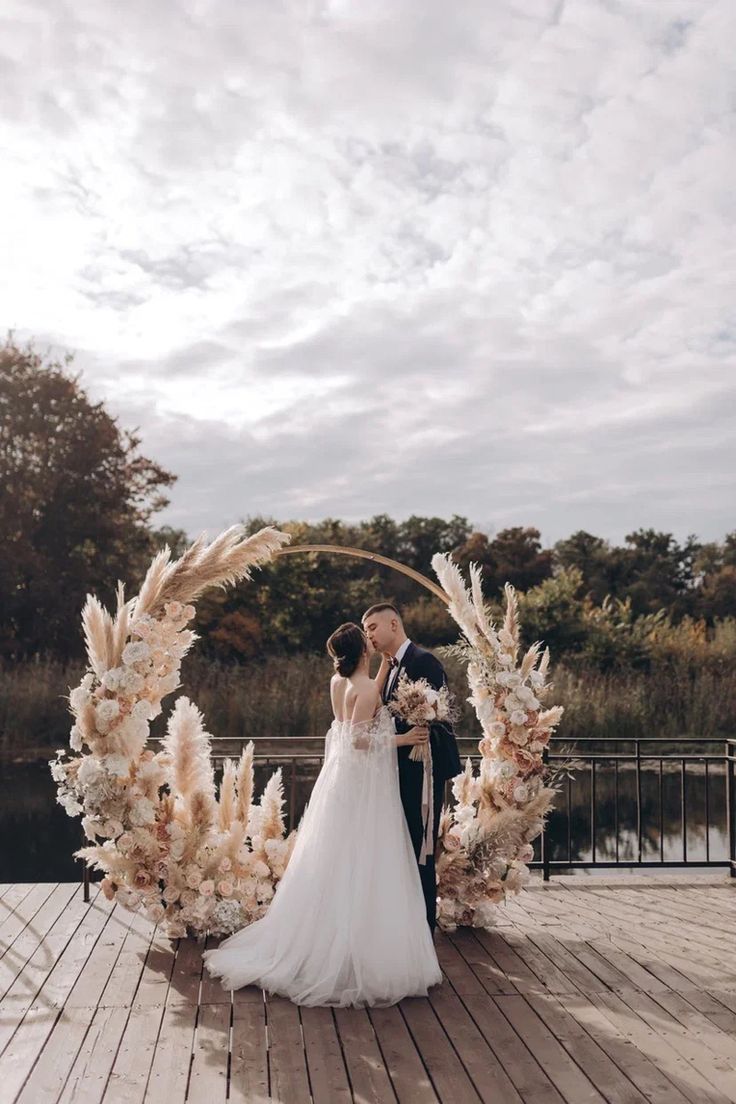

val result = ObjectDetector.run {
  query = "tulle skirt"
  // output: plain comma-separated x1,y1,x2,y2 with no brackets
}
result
203,711,442,1006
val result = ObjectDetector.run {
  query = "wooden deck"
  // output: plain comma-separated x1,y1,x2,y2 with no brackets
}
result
1,876,735,1104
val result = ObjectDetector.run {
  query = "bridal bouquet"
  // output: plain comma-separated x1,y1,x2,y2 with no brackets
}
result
387,672,453,762
387,672,454,865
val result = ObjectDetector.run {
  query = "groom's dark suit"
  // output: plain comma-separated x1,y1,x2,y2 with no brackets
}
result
383,641,461,932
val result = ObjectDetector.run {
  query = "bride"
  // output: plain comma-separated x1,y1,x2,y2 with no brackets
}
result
202,621,443,1007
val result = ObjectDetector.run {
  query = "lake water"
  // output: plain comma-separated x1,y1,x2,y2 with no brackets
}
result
1,753,730,883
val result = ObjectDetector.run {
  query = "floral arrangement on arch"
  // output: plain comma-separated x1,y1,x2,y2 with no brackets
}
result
50,523,296,939
431,553,563,931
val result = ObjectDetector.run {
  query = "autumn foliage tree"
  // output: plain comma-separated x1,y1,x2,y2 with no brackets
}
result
0,334,176,660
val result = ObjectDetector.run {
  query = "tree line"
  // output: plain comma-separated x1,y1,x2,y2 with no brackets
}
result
2,335,734,670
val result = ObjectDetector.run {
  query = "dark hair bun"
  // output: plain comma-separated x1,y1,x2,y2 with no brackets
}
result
326,622,366,678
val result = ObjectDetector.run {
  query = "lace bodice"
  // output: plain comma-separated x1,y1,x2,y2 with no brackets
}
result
325,704,396,756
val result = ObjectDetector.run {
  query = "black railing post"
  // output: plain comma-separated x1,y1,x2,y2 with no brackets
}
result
80,826,90,901
636,740,642,863
542,745,551,882
681,758,688,864
289,758,297,833
728,740,736,879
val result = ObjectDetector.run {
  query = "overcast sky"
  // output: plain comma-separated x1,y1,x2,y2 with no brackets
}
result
2,0,734,548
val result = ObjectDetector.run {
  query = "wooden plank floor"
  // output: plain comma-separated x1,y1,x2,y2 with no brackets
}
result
1,875,735,1103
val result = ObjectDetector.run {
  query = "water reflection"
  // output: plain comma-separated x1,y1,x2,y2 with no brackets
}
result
543,761,729,866
1,752,730,882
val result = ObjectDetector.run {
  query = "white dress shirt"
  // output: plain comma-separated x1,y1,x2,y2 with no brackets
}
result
386,638,412,698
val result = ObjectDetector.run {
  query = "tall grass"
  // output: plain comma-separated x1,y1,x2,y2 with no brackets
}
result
1,652,734,762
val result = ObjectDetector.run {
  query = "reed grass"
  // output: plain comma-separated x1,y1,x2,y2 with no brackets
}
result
1,651,734,762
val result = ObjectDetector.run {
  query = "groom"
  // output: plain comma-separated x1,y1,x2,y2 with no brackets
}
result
362,602,461,933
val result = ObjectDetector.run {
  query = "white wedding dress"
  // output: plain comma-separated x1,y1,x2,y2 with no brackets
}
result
202,704,442,1007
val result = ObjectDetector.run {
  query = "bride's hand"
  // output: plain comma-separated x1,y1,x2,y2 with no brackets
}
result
397,725,429,747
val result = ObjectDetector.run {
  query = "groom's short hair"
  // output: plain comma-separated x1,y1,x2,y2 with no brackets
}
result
362,602,402,622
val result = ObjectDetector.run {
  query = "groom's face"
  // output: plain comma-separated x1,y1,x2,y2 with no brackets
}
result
362,610,400,655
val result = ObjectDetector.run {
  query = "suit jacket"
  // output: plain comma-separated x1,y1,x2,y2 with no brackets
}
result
382,641,462,785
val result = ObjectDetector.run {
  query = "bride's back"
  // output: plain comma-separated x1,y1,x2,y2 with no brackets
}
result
330,671,380,725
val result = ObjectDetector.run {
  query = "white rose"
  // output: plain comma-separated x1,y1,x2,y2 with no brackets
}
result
77,756,103,785
101,667,125,692
60,793,82,815
69,684,92,712
117,888,142,911
132,700,152,722
488,721,506,738
499,760,519,779
512,782,529,803
529,670,545,688
510,710,528,726
95,698,120,733
517,687,540,710
50,759,67,782
186,867,203,889
122,641,152,666
498,653,513,667
82,816,102,839
103,754,131,778
129,797,156,825
120,669,145,695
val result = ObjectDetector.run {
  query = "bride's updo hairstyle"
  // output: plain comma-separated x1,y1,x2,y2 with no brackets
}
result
326,622,366,678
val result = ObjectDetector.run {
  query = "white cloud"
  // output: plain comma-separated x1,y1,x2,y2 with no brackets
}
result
1,0,734,546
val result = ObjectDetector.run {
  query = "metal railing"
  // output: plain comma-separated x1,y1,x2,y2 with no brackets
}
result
81,735,736,899
538,737,736,880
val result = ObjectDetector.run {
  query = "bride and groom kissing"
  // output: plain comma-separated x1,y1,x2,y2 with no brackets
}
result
203,602,462,1007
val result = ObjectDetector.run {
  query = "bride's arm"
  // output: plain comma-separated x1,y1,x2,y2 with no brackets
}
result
350,685,428,750
372,654,391,694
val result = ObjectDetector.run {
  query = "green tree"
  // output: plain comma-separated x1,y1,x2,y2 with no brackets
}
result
616,528,701,618
455,526,553,596
0,334,176,660
552,529,612,603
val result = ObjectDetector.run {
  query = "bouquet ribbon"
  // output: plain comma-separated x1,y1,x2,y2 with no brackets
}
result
416,741,434,866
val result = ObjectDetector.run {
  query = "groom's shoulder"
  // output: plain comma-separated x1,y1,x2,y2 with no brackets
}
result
408,642,445,672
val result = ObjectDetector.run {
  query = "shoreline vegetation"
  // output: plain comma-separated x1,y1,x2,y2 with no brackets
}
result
4,339,735,769
2,650,734,765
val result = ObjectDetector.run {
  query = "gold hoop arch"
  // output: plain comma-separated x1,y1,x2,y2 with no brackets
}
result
272,544,450,605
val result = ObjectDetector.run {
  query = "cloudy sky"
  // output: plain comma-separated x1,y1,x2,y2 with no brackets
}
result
2,0,734,548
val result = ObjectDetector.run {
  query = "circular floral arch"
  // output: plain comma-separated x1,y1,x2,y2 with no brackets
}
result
51,524,562,938
273,543,450,604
